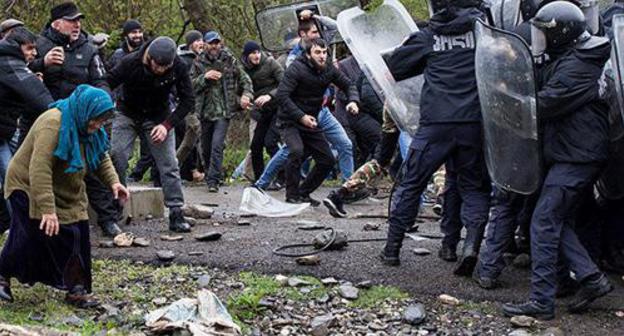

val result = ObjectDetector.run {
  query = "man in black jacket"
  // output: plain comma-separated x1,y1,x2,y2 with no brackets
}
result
0,27,53,235
107,19,144,70
379,0,491,277
276,38,359,205
107,37,195,233
27,2,120,237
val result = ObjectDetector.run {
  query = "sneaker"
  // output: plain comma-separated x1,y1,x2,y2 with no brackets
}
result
207,184,219,193
266,180,284,191
300,195,320,207
323,192,347,218
438,244,458,262
342,188,370,204
0,275,13,302
169,207,191,233
99,221,122,237
65,285,100,309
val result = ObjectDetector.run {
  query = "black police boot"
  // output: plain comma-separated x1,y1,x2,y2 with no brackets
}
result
438,244,458,262
567,273,613,313
379,240,402,266
323,191,347,218
454,228,485,276
0,275,13,302
99,221,122,237
169,207,191,233
502,301,555,320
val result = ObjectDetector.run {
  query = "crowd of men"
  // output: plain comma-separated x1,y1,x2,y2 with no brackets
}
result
0,0,622,320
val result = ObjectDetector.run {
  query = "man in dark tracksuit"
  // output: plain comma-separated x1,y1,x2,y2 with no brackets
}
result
0,27,54,235
276,37,359,205
503,2,613,320
380,2,491,277
28,2,120,237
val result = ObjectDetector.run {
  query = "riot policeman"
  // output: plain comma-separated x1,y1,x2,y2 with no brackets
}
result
502,1,613,319
380,0,492,278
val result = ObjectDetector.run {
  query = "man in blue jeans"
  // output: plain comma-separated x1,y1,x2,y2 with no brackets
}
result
254,18,353,189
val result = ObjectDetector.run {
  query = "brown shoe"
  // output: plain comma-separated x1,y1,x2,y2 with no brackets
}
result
65,286,99,309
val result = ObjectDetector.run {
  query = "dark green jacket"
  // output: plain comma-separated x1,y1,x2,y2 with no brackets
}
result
242,52,283,115
191,48,253,121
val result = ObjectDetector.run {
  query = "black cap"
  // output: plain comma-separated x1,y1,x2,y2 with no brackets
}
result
122,19,142,36
50,2,84,21
185,30,203,46
146,36,177,66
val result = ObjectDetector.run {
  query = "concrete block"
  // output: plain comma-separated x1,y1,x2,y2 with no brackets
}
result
89,185,164,224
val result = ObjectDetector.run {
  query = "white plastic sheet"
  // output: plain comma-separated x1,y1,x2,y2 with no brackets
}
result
145,290,241,335
239,187,309,217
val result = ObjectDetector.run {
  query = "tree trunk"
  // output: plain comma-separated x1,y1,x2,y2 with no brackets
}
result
182,0,212,32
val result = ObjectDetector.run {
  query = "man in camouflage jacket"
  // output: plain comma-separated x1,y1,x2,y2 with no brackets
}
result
191,31,253,191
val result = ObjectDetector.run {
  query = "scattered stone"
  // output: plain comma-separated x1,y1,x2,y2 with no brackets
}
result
132,237,150,247
288,277,312,287
438,294,460,305
362,313,376,323
310,314,336,336
188,251,204,256
197,275,211,288
321,277,339,285
317,293,331,304
279,327,290,336
258,297,275,308
510,315,537,328
113,232,134,247
183,204,215,219
212,222,221,227
538,327,564,336
185,217,198,227
404,303,426,325
513,253,531,269
356,280,373,289
297,219,319,226
160,235,183,242
62,315,84,327
29,313,44,322
296,255,321,266
194,231,222,241
273,318,293,326
368,321,388,331
508,329,532,336
99,240,114,248
300,287,312,294
275,275,289,286
298,224,326,231
151,297,167,306
363,222,380,231
156,250,176,261
412,248,432,256
616,311,624,318
338,284,359,300
237,220,251,226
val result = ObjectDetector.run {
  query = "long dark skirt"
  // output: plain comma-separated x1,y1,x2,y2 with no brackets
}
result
0,190,92,292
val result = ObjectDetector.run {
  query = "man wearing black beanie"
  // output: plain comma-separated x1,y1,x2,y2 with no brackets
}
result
107,36,195,233
108,19,144,70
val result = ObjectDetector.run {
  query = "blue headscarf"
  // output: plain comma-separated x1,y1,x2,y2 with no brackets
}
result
51,85,114,173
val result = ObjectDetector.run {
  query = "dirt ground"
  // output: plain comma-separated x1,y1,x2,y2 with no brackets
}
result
91,185,624,335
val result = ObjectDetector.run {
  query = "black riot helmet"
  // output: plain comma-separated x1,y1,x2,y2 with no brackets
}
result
530,1,586,56
427,0,483,16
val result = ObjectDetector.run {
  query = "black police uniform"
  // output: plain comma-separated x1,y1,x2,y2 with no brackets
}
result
382,7,491,272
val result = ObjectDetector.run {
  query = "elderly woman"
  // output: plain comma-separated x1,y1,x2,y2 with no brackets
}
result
0,85,128,308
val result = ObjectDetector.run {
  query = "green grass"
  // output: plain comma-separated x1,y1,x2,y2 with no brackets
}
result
348,285,409,308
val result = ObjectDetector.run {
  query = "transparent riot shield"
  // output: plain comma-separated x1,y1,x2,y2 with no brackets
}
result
337,0,423,135
488,0,522,31
474,20,541,194
596,60,624,199
612,14,624,122
255,0,358,52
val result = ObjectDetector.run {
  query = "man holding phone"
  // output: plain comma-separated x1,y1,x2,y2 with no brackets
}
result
276,37,359,205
